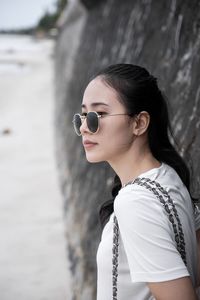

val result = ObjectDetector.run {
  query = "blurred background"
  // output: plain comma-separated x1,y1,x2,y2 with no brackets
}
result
0,0,200,300
0,1,71,300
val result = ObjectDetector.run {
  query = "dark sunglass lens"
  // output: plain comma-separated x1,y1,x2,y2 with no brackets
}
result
73,114,82,135
87,112,99,133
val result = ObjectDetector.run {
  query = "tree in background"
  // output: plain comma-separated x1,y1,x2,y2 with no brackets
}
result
37,0,68,32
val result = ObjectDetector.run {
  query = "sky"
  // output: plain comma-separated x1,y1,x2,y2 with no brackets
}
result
0,0,57,30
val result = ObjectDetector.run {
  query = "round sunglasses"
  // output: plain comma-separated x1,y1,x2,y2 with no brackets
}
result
72,111,129,136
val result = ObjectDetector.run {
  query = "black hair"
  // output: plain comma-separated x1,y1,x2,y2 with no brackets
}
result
94,64,195,229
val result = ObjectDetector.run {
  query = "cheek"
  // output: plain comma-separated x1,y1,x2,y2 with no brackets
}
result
102,120,132,144
98,121,134,154
83,120,134,163
105,132,133,154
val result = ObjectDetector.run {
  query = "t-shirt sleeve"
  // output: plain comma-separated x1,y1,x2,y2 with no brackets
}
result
114,185,189,283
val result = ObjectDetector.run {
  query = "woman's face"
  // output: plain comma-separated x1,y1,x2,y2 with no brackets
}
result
80,77,135,163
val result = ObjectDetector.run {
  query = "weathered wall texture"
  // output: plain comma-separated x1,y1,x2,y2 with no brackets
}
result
54,0,200,299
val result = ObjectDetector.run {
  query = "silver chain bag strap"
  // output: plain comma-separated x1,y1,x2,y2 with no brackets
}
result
112,177,187,300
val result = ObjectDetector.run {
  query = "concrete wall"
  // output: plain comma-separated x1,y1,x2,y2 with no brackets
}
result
54,0,200,299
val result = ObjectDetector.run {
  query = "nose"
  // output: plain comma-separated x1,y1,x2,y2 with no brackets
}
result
79,117,90,135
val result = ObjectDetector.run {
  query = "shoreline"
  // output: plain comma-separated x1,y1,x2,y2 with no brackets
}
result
0,35,71,299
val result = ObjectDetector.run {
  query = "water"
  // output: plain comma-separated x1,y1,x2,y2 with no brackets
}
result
0,34,53,74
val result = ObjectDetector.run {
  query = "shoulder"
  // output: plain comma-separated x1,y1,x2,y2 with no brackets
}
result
113,163,191,230
114,182,157,209
114,177,167,210
114,181,168,230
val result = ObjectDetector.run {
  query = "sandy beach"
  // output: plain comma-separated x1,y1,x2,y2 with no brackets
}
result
0,34,71,300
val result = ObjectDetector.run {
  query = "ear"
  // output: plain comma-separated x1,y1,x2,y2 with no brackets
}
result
132,111,150,136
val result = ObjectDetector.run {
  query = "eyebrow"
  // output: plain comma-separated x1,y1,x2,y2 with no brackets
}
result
81,102,110,108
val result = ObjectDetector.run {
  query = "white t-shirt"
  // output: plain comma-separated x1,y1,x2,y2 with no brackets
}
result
96,162,200,300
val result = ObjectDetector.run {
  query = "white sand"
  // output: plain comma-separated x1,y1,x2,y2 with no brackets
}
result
0,35,72,300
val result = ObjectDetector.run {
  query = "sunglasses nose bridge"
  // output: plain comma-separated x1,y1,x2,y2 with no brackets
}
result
79,115,89,134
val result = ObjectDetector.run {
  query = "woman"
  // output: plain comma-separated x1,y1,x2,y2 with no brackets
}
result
72,64,200,299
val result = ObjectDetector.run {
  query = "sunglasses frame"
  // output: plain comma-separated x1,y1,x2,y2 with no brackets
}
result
72,111,130,136
72,111,102,136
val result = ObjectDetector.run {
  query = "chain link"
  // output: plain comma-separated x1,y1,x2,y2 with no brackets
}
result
112,177,187,300
112,215,119,300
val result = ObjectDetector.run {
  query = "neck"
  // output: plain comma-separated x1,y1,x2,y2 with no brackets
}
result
108,138,161,187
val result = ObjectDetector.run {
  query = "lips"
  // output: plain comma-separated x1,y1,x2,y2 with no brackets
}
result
83,139,98,148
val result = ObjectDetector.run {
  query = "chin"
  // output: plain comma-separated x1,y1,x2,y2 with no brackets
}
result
85,152,105,163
